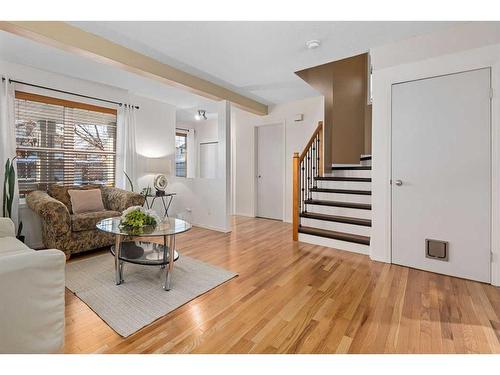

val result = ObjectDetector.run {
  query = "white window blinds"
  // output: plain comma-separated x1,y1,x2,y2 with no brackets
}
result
14,91,117,197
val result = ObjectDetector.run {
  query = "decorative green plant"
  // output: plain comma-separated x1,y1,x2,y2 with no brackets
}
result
3,156,23,240
141,186,152,196
3,157,16,218
120,206,160,229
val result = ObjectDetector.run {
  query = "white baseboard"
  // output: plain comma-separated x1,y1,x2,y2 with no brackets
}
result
191,222,232,233
233,212,255,218
368,253,391,264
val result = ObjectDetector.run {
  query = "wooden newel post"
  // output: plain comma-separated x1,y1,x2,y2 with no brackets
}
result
293,152,300,241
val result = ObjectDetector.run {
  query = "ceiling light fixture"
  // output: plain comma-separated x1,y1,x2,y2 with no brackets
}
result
195,110,207,121
305,39,321,49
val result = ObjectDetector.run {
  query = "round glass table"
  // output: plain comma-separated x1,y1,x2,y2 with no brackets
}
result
96,217,192,290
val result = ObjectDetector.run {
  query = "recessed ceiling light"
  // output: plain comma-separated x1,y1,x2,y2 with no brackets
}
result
305,39,321,49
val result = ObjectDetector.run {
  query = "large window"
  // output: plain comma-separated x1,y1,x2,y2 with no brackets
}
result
14,91,117,197
175,132,187,177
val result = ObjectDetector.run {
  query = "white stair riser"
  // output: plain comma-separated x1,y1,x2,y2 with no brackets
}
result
300,218,371,236
298,233,369,255
317,180,371,190
312,192,371,204
332,164,363,167
306,204,372,219
360,159,372,166
329,169,371,178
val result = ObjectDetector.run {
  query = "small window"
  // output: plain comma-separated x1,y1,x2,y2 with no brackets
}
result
175,132,187,177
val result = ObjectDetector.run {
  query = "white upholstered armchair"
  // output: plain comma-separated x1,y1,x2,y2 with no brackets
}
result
0,217,66,353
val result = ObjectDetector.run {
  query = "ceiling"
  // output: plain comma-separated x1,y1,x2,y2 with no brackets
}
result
177,107,218,124
70,21,462,103
0,31,219,111
0,21,463,109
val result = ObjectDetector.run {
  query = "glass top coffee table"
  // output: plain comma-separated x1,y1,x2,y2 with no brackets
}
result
96,217,192,290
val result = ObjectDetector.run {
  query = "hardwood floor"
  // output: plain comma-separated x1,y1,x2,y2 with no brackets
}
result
64,216,500,353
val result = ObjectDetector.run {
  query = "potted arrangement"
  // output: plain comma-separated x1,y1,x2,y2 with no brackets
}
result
120,206,160,235
3,157,24,242
141,186,153,197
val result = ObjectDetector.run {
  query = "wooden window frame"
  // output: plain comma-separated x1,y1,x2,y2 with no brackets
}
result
15,91,117,115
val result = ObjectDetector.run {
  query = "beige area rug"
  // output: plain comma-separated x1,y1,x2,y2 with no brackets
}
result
65,253,237,337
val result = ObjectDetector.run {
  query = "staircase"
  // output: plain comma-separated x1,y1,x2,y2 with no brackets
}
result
293,122,371,255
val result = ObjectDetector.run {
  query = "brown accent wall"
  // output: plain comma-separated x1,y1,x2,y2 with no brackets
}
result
295,64,334,168
296,53,372,165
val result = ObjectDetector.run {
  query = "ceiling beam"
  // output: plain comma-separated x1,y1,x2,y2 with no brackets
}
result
0,21,268,115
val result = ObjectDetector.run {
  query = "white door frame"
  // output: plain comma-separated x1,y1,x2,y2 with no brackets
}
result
390,68,492,282
253,122,286,221
384,64,499,285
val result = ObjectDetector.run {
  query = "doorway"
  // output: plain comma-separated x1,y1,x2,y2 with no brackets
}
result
391,68,491,283
255,123,284,220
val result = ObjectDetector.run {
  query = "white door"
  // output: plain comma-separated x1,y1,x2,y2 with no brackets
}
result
256,123,283,220
392,68,491,283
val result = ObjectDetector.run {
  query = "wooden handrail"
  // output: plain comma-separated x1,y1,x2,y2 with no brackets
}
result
293,121,323,241
299,121,323,163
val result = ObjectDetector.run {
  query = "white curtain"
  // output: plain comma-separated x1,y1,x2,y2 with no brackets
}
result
116,105,138,191
186,128,196,178
0,77,19,227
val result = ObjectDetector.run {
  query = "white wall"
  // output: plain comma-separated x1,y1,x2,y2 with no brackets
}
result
170,102,231,232
0,61,233,247
133,93,177,218
193,118,218,144
194,119,218,179
370,23,500,285
232,95,324,222
177,118,218,178
1,60,125,248
371,22,500,71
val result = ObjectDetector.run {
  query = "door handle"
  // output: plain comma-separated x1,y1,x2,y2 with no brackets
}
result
394,179,403,186
258,175,262,178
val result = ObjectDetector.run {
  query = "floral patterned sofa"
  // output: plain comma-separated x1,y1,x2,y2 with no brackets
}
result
26,185,145,258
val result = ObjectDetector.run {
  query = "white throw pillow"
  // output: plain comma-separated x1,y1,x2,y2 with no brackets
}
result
68,189,105,214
